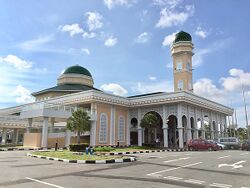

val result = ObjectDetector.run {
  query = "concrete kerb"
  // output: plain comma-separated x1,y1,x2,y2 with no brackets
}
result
0,147,66,152
105,148,188,156
26,152,136,164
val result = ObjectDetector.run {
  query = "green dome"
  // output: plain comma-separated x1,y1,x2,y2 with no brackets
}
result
63,65,92,77
173,31,192,43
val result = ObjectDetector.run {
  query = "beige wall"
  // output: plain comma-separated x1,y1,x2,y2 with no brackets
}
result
172,44,193,92
23,133,41,148
115,107,128,146
96,103,111,146
47,137,65,148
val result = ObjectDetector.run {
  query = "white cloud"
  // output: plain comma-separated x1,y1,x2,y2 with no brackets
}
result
194,78,226,103
149,76,157,81
220,68,250,91
156,5,194,28
81,48,90,55
153,0,181,8
11,85,34,104
85,11,103,31
103,0,135,9
195,27,208,39
135,32,150,43
192,48,211,67
104,36,118,47
19,35,54,50
131,80,172,94
162,31,178,46
0,55,32,70
59,24,83,36
82,31,97,39
100,83,128,96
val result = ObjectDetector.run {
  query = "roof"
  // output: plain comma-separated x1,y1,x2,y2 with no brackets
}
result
32,84,100,96
63,65,92,77
127,92,165,98
173,31,192,43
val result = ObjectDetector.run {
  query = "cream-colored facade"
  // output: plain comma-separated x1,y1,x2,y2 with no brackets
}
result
0,31,234,148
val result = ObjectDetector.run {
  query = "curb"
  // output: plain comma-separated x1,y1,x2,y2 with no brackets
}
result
105,148,188,155
27,153,136,164
0,147,66,152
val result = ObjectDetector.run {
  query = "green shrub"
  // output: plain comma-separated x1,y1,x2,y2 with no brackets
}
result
69,143,89,152
93,146,115,152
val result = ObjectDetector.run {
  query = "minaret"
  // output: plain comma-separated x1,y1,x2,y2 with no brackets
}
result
171,31,194,92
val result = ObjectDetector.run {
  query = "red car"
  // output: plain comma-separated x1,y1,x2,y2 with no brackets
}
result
188,139,219,151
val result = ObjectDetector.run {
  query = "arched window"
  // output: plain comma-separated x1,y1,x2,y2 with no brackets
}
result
178,80,183,90
176,62,182,71
118,116,125,142
99,113,108,143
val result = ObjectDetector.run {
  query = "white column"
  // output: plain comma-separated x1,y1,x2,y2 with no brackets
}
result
138,128,142,146
65,130,71,147
137,108,142,146
41,117,49,148
126,110,130,146
90,103,97,146
162,105,168,147
194,108,199,139
186,118,192,142
26,118,32,133
163,128,168,147
177,104,184,148
12,129,17,144
201,110,205,139
1,128,7,145
15,129,19,144
110,105,116,145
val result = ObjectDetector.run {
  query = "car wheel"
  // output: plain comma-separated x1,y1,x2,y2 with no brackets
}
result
219,146,223,150
208,147,213,151
189,146,194,151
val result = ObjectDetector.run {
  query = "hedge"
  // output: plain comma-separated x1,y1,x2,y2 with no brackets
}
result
69,143,89,152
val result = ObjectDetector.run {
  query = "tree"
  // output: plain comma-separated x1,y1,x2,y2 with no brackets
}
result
237,128,248,140
66,108,91,144
140,112,161,128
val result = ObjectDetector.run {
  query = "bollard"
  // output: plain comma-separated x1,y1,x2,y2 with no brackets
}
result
55,143,58,151
89,147,93,155
85,147,89,155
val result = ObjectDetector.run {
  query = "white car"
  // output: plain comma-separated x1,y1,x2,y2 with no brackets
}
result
216,142,226,150
208,140,226,150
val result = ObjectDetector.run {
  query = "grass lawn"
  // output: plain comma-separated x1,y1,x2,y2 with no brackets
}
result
94,146,158,153
32,150,130,160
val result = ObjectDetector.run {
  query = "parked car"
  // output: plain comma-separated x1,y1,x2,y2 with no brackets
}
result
188,139,219,151
217,137,241,150
207,140,226,150
241,139,250,151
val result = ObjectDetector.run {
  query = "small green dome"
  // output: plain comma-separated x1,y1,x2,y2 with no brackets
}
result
173,31,192,43
63,65,92,77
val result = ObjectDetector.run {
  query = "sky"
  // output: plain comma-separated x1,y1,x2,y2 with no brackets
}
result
0,0,250,128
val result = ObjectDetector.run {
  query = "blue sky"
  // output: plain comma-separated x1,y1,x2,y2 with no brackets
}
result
0,0,250,127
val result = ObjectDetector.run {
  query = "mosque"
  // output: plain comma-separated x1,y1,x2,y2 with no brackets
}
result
0,31,233,148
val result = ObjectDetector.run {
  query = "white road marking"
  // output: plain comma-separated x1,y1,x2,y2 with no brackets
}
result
164,157,190,163
147,162,203,176
218,155,231,159
164,176,183,180
218,160,246,169
210,183,232,188
25,177,65,188
184,179,205,184
240,153,249,156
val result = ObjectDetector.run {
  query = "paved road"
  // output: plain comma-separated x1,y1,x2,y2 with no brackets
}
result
0,150,249,188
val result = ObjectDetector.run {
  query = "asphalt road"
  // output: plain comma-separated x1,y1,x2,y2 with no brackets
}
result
0,150,249,188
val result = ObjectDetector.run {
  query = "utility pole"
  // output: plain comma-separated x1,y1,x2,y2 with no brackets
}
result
235,109,238,137
242,85,249,138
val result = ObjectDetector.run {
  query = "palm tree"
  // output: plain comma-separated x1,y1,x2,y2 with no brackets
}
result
66,108,91,144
